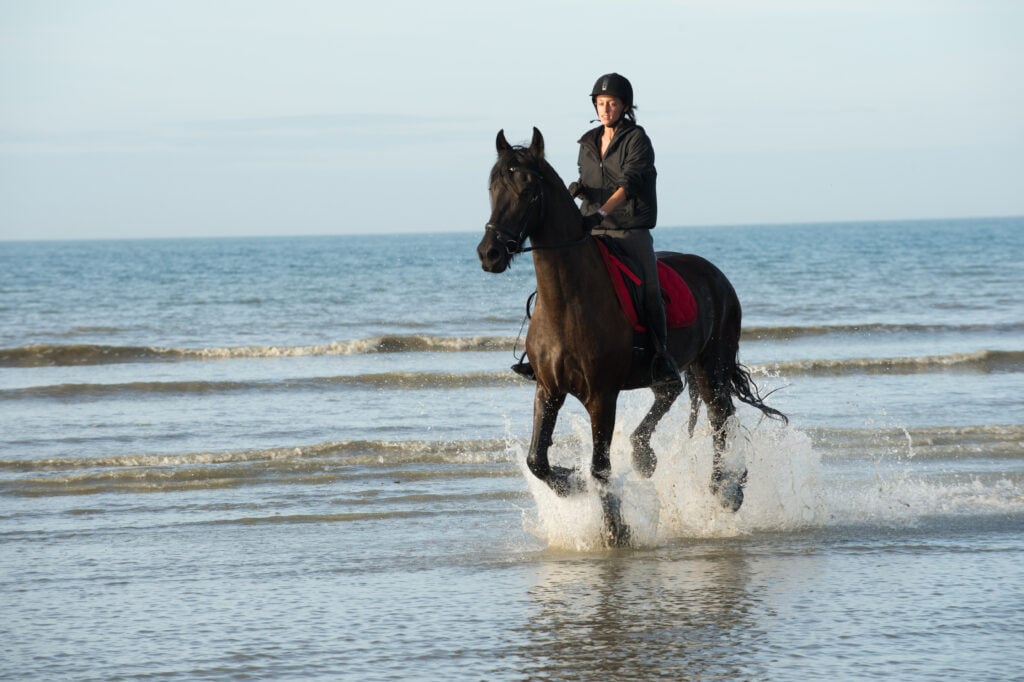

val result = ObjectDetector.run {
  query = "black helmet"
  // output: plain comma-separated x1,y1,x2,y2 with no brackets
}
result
590,73,633,108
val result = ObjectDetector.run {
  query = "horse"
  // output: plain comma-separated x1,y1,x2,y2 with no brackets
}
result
477,128,785,542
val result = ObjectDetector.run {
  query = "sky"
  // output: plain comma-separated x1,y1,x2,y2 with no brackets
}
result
1,0,1022,240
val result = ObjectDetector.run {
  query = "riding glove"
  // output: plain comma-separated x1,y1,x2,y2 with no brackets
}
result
582,213,603,231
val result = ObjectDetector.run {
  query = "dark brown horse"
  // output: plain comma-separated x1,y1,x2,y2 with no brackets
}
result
477,128,785,532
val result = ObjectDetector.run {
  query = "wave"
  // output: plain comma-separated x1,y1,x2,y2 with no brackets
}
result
0,371,525,401
2,425,1020,500
0,438,520,497
0,336,519,367
4,321,1021,367
0,438,514,472
809,424,1024,461
742,321,1024,341
3,351,1020,402
764,350,1024,376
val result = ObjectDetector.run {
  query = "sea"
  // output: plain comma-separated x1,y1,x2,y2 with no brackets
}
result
1,216,1022,681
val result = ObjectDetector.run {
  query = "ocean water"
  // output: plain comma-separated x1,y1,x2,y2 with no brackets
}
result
1,217,1022,680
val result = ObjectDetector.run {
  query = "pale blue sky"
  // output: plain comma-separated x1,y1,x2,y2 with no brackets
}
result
1,0,1021,240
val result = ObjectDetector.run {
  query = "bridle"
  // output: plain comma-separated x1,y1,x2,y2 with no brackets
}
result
484,164,545,255
484,163,589,255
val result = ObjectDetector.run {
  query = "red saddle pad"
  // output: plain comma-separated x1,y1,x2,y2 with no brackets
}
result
595,239,698,332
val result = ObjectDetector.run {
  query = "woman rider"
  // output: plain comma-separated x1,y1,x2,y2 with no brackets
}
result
513,73,681,387
574,72,681,387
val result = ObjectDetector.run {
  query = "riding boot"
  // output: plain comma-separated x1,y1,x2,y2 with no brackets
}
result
648,297,683,389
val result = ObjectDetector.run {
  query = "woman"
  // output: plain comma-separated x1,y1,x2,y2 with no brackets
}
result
573,72,680,387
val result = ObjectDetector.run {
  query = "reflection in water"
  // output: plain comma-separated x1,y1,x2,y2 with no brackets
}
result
513,545,769,680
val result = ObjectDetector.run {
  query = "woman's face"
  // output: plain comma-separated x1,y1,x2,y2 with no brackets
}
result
594,95,624,128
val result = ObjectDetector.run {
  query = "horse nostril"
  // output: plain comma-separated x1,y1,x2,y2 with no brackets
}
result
486,247,500,262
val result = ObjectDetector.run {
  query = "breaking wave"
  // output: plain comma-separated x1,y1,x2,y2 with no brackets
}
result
3,352,1019,403
3,335,1021,379
766,349,1024,376
742,321,1024,341
0,336,518,367
0,371,524,401
0,438,519,497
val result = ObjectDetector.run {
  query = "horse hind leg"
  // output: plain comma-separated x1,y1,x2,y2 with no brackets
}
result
693,364,746,512
686,368,701,437
629,380,684,478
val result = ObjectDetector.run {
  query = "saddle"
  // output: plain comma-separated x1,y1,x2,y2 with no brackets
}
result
509,237,699,381
594,236,698,333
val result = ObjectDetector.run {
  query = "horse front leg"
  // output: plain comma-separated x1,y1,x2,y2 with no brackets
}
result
629,380,684,478
585,390,619,484
587,391,631,547
526,387,584,497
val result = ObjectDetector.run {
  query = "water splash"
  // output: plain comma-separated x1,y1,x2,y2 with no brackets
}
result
515,397,824,550
514,396,1023,550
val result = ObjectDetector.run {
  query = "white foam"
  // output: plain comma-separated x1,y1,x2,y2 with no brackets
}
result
515,396,825,550
514,394,1024,550
819,460,1024,525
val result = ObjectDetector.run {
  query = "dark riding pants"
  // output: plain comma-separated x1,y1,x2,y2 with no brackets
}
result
590,227,668,350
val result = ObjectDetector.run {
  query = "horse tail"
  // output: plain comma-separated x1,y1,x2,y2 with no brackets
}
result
730,362,788,425
716,264,788,425
671,252,788,427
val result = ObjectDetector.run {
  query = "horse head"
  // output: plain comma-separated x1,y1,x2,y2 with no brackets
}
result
477,127,548,273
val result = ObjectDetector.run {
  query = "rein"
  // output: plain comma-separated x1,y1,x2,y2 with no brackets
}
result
485,224,590,254
517,233,591,253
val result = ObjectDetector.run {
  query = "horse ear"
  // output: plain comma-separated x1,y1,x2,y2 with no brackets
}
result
496,130,512,152
530,127,544,158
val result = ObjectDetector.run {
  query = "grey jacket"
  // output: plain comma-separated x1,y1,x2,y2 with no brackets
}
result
576,120,658,230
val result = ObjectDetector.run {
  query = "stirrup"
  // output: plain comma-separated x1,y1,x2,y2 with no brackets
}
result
651,353,682,388
511,361,536,381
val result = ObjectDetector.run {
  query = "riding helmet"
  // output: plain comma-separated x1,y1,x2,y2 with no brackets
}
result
590,73,634,109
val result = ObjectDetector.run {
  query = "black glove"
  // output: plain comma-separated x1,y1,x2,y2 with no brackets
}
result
582,212,604,231
567,181,584,199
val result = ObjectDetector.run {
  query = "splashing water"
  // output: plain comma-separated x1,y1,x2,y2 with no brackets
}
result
515,396,825,550
514,394,1024,551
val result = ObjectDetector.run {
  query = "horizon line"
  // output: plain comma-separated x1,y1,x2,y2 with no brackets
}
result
1,214,1020,244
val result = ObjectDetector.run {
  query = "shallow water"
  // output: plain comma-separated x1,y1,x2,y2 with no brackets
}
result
2,218,1023,680
5,439,1021,681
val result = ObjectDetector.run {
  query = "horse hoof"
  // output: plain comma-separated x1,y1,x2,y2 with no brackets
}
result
631,443,657,478
715,484,744,512
711,469,747,512
599,490,632,548
546,465,587,497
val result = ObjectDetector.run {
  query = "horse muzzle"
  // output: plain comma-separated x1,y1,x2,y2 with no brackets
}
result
477,227,511,273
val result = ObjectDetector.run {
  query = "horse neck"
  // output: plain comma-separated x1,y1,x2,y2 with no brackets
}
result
530,202,604,310
529,171,585,247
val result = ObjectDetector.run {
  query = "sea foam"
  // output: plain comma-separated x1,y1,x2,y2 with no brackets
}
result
515,393,1024,550
517,396,824,550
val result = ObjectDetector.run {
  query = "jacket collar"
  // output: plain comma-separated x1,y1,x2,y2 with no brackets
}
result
578,119,637,155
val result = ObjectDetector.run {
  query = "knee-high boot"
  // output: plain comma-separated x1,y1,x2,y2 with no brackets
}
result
646,287,682,387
